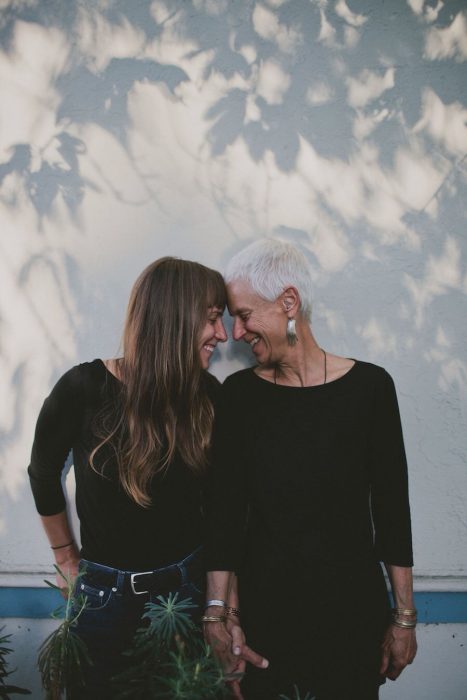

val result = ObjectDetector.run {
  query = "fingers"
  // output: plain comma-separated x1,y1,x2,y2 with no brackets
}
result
379,646,390,675
385,661,404,681
241,644,269,669
230,624,244,657
381,648,413,680
227,680,244,700
229,624,269,669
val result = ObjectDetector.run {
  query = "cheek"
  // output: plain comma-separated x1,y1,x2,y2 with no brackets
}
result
200,325,214,342
251,318,276,338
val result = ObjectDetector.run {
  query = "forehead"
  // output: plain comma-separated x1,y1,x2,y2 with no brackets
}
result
226,279,265,314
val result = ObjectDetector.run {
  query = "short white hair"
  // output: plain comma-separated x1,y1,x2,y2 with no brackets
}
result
225,238,313,321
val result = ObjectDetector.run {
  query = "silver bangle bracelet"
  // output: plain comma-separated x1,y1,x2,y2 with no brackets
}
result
205,599,226,609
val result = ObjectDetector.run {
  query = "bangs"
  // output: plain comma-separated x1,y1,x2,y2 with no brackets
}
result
205,270,227,310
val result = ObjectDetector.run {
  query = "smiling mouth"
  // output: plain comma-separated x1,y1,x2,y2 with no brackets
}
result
203,344,215,353
249,337,259,347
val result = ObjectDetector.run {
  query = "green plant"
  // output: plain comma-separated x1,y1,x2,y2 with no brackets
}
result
279,686,315,700
0,628,31,698
37,566,91,699
112,592,230,699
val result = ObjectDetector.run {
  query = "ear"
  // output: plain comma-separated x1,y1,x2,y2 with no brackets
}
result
279,287,300,316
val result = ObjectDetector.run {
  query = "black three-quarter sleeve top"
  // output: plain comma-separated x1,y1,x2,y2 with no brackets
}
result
28,360,220,571
205,360,413,577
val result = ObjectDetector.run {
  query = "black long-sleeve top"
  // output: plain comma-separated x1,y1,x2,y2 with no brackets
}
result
28,359,220,571
205,360,413,576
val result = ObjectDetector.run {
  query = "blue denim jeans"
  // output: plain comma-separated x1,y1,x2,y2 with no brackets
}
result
67,548,205,699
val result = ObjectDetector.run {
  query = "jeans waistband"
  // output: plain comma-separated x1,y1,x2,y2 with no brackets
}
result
79,546,204,596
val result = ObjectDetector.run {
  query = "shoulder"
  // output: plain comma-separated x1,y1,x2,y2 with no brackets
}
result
354,360,394,384
47,359,107,403
203,370,222,403
222,367,256,392
217,368,259,413
351,360,398,405
60,359,106,386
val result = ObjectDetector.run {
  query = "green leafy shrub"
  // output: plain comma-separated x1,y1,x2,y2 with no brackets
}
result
280,686,315,700
0,628,30,698
112,592,229,699
38,574,311,699
38,566,91,699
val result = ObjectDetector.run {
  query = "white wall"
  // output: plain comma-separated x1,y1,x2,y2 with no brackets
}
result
1,0,466,696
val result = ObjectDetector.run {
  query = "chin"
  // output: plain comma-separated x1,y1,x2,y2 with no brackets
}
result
200,355,211,369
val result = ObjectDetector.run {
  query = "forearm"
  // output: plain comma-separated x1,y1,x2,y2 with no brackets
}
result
380,564,417,679
384,564,415,609
204,570,269,675
206,570,234,607
227,574,239,609
40,510,78,565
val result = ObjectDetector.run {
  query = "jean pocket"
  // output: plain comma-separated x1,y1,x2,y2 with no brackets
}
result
74,580,116,613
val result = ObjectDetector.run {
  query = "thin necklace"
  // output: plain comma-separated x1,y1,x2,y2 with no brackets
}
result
274,349,327,386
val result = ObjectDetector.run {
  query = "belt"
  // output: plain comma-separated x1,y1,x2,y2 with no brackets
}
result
83,564,183,596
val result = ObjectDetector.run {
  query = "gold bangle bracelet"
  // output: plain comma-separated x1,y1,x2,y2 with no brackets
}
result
392,607,417,615
392,620,417,629
201,615,226,623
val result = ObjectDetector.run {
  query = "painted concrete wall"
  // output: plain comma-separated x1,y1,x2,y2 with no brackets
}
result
2,619,467,700
1,0,466,696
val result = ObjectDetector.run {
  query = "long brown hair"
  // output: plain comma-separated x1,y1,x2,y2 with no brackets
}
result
91,257,226,507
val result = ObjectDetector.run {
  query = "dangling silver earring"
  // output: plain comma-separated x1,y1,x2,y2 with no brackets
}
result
286,318,298,346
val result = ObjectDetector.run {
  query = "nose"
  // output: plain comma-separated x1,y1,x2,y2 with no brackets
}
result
232,317,246,341
215,318,227,342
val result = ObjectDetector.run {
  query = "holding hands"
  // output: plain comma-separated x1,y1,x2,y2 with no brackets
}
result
202,600,268,699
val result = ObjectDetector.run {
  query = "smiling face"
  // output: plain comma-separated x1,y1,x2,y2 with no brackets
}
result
227,279,287,366
199,306,227,369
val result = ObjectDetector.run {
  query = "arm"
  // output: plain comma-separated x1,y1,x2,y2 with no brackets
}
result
204,378,268,691
369,370,417,679
204,570,236,665
380,565,417,680
28,368,82,596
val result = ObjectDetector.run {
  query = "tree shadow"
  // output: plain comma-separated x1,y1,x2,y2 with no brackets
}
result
0,0,466,573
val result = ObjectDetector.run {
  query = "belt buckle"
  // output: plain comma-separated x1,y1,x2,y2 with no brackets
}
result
130,570,154,595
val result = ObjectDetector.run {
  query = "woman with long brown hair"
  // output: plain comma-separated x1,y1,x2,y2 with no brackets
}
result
28,257,228,698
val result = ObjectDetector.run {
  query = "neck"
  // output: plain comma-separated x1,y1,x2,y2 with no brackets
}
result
274,327,325,387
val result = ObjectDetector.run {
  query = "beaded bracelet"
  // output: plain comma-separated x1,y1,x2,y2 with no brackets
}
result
225,606,241,618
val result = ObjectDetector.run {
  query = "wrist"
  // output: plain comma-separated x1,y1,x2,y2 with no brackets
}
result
391,606,417,629
53,544,78,565
391,623,416,633
204,606,225,621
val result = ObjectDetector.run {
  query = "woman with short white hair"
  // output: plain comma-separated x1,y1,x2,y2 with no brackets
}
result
204,238,417,700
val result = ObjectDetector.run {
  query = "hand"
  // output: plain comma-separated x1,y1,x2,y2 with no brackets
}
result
380,624,417,680
226,618,269,699
204,620,243,675
54,547,80,600
203,618,269,699
226,618,268,670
